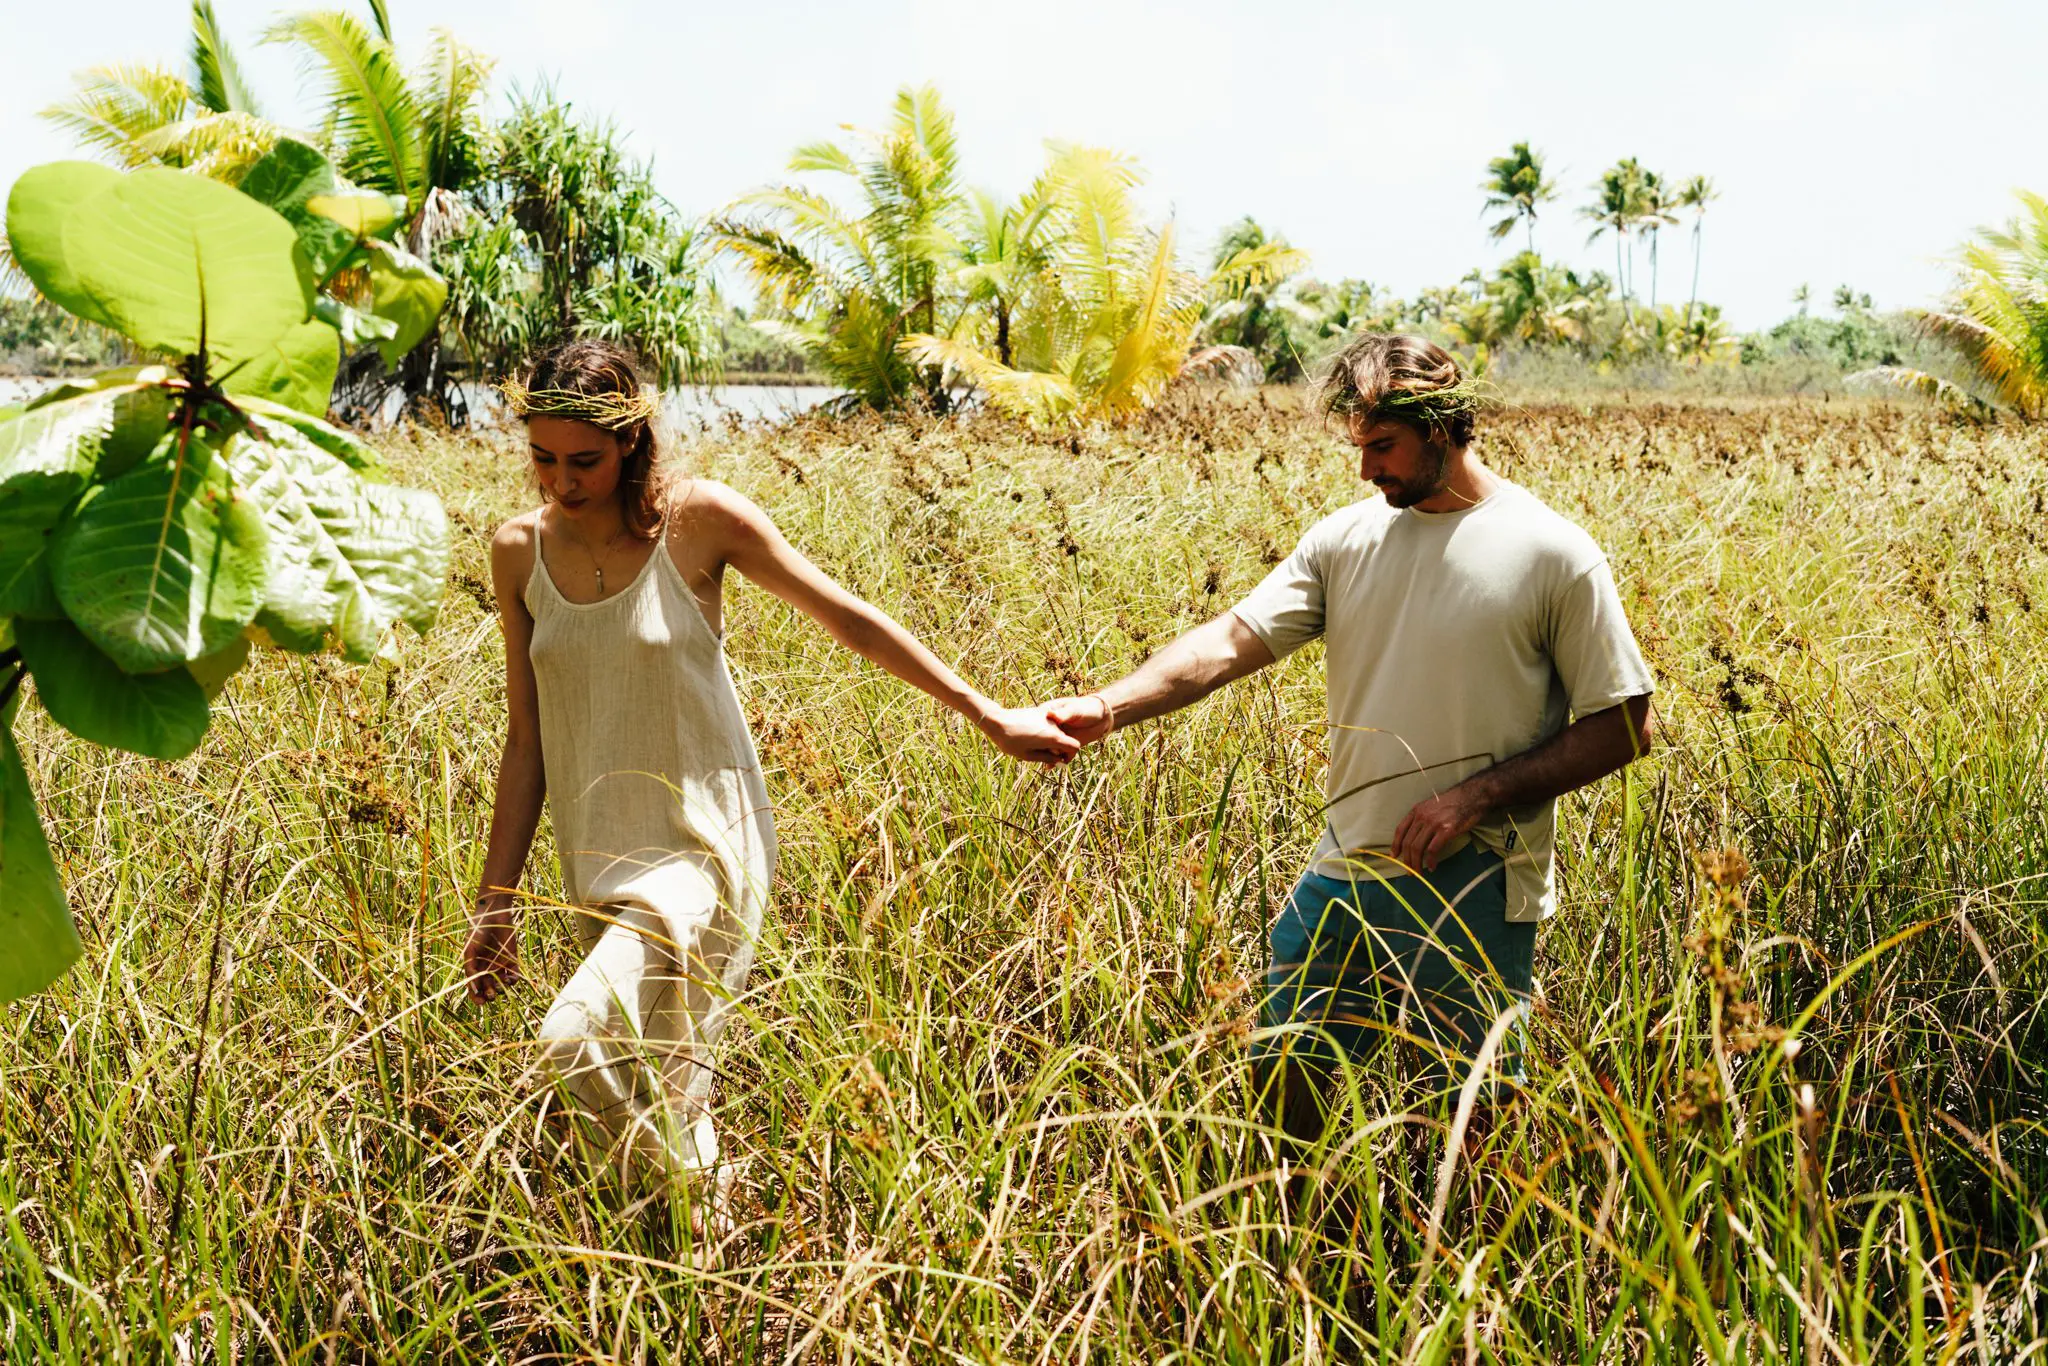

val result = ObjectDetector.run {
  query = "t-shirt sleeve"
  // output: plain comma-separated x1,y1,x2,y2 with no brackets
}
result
1230,522,1329,661
1550,559,1656,715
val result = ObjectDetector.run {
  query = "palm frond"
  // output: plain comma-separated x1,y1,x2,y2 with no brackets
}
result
722,187,881,294
266,9,421,209
134,110,278,180
40,64,195,168
365,0,394,42
902,332,1077,422
1845,366,1990,411
414,27,494,193
1208,240,1309,302
788,140,859,177
893,84,960,188
190,1,263,115
706,218,841,317
1101,223,1199,411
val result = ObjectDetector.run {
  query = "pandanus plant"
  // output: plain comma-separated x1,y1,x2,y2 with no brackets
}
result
0,150,450,1002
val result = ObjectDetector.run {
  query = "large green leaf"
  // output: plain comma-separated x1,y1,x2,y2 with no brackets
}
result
4,163,123,333
314,295,401,347
308,190,402,241
14,616,209,760
13,166,313,373
222,318,340,417
49,430,269,672
362,240,446,367
186,635,250,698
0,696,80,1004
235,138,357,281
223,423,447,662
237,405,383,475
0,532,60,619
2,375,177,527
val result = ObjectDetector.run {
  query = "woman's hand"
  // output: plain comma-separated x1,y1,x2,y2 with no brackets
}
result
978,705,1083,765
464,904,521,1003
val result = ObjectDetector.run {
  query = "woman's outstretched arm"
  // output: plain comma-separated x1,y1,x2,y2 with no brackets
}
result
697,482,1079,765
465,517,548,1002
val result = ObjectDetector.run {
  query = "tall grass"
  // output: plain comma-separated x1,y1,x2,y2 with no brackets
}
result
5,393,2044,1361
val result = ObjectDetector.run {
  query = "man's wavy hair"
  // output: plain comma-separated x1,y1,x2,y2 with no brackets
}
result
1312,332,1486,447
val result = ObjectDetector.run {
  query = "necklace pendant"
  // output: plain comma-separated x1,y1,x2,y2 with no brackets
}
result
595,567,605,595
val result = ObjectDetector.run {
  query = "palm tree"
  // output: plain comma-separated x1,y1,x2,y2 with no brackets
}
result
903,145,1302,422
39,1,276,178
1676,175,1718,324
1195,217,1314,379
1480,142,1557,254
711,85,967,409
948,183,1060,367
263,5,494,410
1636,169,1677,311
1852,191,2048,416
1582,161,1645,322
264,7,495,248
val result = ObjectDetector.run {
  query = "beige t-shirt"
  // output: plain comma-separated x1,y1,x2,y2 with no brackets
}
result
1231,478,1654,921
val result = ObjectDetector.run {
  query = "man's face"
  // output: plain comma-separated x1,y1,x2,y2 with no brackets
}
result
1346,415,1450,508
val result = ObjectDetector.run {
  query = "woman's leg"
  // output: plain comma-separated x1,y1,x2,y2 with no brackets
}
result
536,899,720,1190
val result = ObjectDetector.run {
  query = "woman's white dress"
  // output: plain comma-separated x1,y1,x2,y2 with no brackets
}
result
522,518,777,1182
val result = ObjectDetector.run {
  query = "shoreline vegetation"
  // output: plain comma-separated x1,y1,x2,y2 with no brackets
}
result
5,393,2043,1360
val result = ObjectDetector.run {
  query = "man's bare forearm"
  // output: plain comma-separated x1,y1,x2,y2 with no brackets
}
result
1455,695,1654,812
1096,612,1277,731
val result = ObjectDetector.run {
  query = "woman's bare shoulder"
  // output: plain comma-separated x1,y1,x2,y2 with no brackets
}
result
663,479,762,542
490,508,544,578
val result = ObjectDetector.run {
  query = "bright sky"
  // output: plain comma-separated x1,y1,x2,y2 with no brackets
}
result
4,0,2042,331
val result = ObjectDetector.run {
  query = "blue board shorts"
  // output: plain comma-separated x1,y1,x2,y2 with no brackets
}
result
1257,842,1536,1090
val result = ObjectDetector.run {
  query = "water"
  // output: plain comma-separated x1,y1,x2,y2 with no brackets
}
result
0,376,845,428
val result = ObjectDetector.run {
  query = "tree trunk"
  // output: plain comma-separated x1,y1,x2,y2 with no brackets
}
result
1686,220,1703,326
996,300,1011,367
1617,231,1633,325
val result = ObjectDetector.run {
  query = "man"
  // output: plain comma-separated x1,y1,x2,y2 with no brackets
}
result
1045,332,1655,1130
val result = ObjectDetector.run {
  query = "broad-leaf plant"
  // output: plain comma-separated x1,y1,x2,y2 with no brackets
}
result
0,144,450,1002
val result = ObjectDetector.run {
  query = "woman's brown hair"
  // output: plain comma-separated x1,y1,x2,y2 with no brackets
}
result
513,340,666,540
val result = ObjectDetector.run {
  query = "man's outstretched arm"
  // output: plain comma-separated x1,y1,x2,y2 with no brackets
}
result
1390,693,1655,872
1046,611,1277,743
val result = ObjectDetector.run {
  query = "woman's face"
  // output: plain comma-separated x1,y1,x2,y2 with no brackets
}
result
528,416,626,519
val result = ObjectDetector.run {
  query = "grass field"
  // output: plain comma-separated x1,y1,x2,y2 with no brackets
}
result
5,392,2045,1362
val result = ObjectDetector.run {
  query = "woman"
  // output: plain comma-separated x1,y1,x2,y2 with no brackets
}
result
463,340,1075,1190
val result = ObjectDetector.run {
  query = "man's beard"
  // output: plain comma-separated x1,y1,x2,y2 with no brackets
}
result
1382,439,1451,508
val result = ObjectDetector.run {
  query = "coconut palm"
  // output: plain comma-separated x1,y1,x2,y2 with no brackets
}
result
711,85,966,409
947,184,1061,367
1582,161,1645,322
264,6,494,246
904,145,1302,423
1852,191,2048,416
1480,142,1557,254
39,1,275,179
1195,217,1314,379
1637,169,1678,310
1676,175,1718,324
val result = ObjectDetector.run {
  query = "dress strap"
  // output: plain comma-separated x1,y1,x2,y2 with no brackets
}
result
524,511,550,611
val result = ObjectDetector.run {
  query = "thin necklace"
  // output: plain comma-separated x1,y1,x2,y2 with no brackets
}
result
563,513,630,597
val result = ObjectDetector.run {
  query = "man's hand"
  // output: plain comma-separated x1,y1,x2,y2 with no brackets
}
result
1391,783,1493,874
1044,694,1114,746
464,904,520,1002
979,705,1083,764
